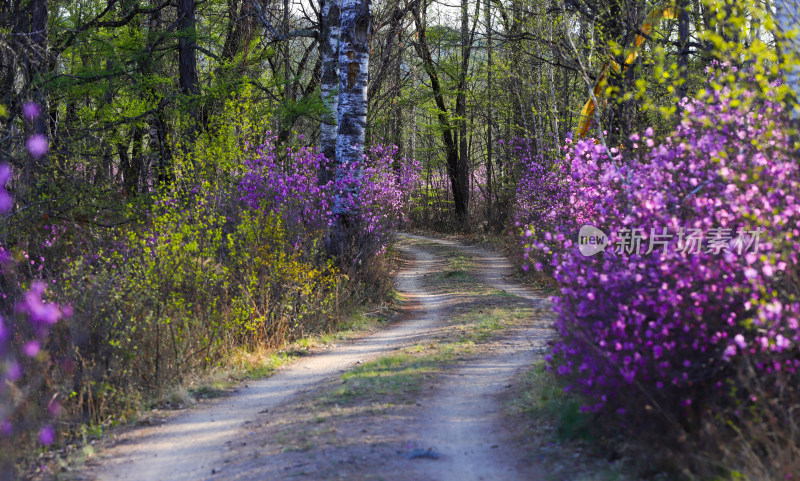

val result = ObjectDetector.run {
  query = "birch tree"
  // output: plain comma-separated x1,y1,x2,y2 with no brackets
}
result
319,0,341,182
335,0,371,169
776,0,800,119
324,0,371,254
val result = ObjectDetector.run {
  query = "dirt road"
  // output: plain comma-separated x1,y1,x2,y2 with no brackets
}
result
83,234,552,481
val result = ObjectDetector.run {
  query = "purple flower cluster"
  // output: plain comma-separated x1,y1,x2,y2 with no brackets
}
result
521,84,800,419
239,136,332,239
239,136,420,255
1,276,65,446
512,137,571,273
355,144,421,253
1,103,63,451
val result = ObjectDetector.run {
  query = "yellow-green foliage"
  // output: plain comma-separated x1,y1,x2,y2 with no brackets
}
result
173,85,272,185
58,90,340,401
114,188,231,387
696,0,798,114
227,209,339,347
605,0,800,137
101,190,339,389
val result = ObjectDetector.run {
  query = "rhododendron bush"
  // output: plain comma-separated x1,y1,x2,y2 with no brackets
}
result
512,137,571,276
240,138,420,259
1,111,68,474
0,91,421,471
519,82,800,426
55,135,421,394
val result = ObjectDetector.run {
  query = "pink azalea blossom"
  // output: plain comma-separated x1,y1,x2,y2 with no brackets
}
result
26,134,49,158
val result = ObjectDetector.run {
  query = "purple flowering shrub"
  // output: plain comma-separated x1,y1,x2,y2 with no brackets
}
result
512,138,571,275
240,137,332,244
0,94,420,475
240,136,420,259
521,84,800,428
50,133,420,398
1,106,69,474
349,143,421,256
0,92,419,472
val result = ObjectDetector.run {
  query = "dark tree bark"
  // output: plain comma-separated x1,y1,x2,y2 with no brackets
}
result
132,126,145,193
454,0,478,230
27,0,48,119
221,0,257,72
676,0,690,104
275,0,294,145
178,0,199,97
148,8,172,185
412,0,473,228
485,0,495,230
178,0,200,133
22,0,49,191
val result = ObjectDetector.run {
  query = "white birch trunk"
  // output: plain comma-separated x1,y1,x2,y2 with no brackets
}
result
776,0,800,118
334,0,371,175
328,0,371,254
319,0,340,178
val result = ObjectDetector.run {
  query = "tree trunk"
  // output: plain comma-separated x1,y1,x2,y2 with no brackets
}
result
330,0,371,254
319,0,340,182
20,0,49,193
148,8,171,186
485,0,494,230
676,0,690,104
284,0,292,101
178,0,199,131
455,0,473,229
334,0,371,169
776,0,800,120
133,126,146,193
276,0,293,144
28,0,48,138
220,0,256,78
118,135,132,191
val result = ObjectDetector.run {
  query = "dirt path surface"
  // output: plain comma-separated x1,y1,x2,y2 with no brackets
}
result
82,234,553,481
398,234,550,481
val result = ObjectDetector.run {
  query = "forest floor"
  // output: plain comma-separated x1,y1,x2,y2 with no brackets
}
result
68,234,634,481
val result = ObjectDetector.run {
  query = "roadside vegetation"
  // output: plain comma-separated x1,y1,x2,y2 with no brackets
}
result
0,102,418,477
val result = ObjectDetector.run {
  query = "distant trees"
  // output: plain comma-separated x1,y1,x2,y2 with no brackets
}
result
0,0,790,231
178,0,200,129
411,0,470,227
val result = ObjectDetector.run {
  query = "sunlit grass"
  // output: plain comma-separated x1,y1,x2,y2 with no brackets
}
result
180,303,399,404
328,304,532,405
513,361,593,443
437,251,476,283
334,351,441,402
